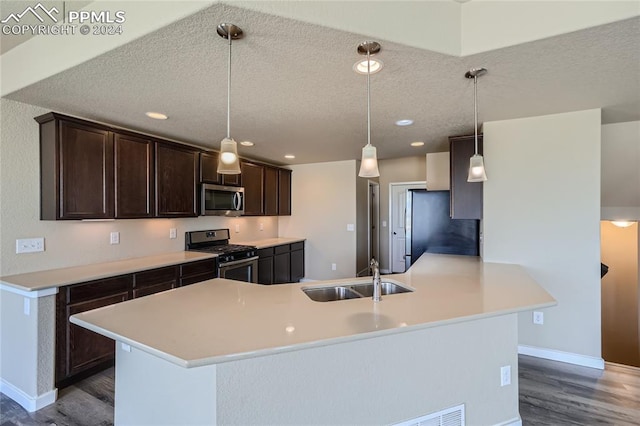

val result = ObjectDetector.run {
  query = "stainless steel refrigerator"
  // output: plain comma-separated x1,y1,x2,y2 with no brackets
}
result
405,189,480,269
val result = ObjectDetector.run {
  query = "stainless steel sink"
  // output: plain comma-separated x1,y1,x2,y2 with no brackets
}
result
302,286,362,302
302,281,413,302
348,282,413,297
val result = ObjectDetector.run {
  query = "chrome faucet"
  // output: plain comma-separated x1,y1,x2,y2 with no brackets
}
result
370,258,381,302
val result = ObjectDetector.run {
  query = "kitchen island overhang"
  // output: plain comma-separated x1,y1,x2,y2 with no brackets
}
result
70,253,556,425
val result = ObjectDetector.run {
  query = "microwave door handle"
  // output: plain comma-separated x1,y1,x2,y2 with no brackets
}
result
234,192,241,210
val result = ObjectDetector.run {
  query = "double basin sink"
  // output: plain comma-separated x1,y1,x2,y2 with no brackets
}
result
302,281,413,302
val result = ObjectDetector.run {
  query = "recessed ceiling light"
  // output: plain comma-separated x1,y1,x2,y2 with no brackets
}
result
284,155,295,159
410,141,425,147
145,112,168,120
353,58,383,75
395,119,414,126
240,141,254,147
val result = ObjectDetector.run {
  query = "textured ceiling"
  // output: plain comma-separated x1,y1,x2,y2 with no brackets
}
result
5,4,640,166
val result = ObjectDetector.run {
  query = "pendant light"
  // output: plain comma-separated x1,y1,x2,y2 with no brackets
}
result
357,41,381,178
465,68,488,182
216,23,243,175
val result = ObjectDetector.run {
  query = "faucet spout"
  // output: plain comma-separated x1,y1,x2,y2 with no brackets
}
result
370,258,381,302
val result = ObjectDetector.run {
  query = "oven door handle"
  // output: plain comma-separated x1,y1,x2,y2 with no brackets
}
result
218,256,258,268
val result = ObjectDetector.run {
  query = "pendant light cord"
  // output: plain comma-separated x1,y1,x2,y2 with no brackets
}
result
226,33,232,139
367,50,371,147
473,75,479,155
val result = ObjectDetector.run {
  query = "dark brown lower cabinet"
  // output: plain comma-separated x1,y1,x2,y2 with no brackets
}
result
179,259,217,286
56,275,131,388
133,266,177,298
257,242,304,284
56,258,217,387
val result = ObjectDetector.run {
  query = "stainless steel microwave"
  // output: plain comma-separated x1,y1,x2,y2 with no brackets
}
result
201,184,244,216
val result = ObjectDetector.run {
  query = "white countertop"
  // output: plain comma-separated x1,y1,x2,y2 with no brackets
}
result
71,253,556,368
0,252,217,292
235,237,305,249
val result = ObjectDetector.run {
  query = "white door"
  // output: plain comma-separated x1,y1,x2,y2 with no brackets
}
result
390,182,425,273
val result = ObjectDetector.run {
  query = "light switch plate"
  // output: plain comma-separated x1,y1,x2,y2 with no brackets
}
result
500,365,511,386
110,232,120,245
16,238,45,253
169,228,177,239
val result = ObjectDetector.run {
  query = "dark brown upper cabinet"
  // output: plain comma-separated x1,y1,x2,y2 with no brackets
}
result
449,135,483,220
114,133,154,218
278,169,292,216
264,166,279,216
200,152,222,185
155,142,199,217
241,161,265,216
38,114,114,220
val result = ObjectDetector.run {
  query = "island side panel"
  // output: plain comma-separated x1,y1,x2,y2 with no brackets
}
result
216,313,520,425
114,343,216,426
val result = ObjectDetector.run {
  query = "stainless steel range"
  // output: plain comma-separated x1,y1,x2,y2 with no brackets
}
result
185,229,258,283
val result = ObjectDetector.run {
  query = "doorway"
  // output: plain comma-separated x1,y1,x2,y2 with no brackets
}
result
389,182,426,273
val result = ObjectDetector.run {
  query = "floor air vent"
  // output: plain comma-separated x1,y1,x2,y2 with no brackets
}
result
394,404,465,426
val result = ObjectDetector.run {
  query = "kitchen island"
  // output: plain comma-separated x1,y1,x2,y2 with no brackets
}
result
70,253,555,425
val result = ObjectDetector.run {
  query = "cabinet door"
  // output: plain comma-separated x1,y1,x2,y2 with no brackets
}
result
133,266,177,298
222,173,241,187
65,293,128,378
179,259,217,286
278,169,292,216
59,120,114,219
290,242,305,283
264,167,279,216
449,135,483,219
200,152,221,184
273,245,291,284
114,133,154,218
258,247,274,285
241,161,265,216
155,142,199,217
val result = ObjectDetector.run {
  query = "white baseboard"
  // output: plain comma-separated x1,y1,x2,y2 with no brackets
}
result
0,378,57,412
495,416,522,426
518,345,605,370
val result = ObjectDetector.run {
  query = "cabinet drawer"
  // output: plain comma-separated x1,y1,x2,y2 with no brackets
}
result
133,281,175,298
291,241,304,251
258,247,274,257
180,259,216,277
274,244,290,255
180,271,217,287
134,266,178,288
67,275,132,304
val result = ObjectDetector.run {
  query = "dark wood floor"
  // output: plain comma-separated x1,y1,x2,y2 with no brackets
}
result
1,355,639,425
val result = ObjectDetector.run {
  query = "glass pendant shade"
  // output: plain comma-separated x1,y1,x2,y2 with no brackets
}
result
217,137,240,174
359,144,380,177
467,154,487,182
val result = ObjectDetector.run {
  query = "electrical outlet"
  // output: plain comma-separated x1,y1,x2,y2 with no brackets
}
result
382,220,387,227
346,224,355,232
110,231,120,245
533,311,544,325
16,238,45,253
235,224,240,233
331,263,337,271
169,228,177,239
259,222,264,231
500,365,511,386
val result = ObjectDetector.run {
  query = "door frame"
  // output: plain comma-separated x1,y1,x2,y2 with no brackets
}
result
368,180,380,264
388,181,426,274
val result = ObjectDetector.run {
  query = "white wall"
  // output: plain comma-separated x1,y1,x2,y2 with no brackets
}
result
278,160,357,280
483,109,602,360
0,99,278,276
601,121,640,221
